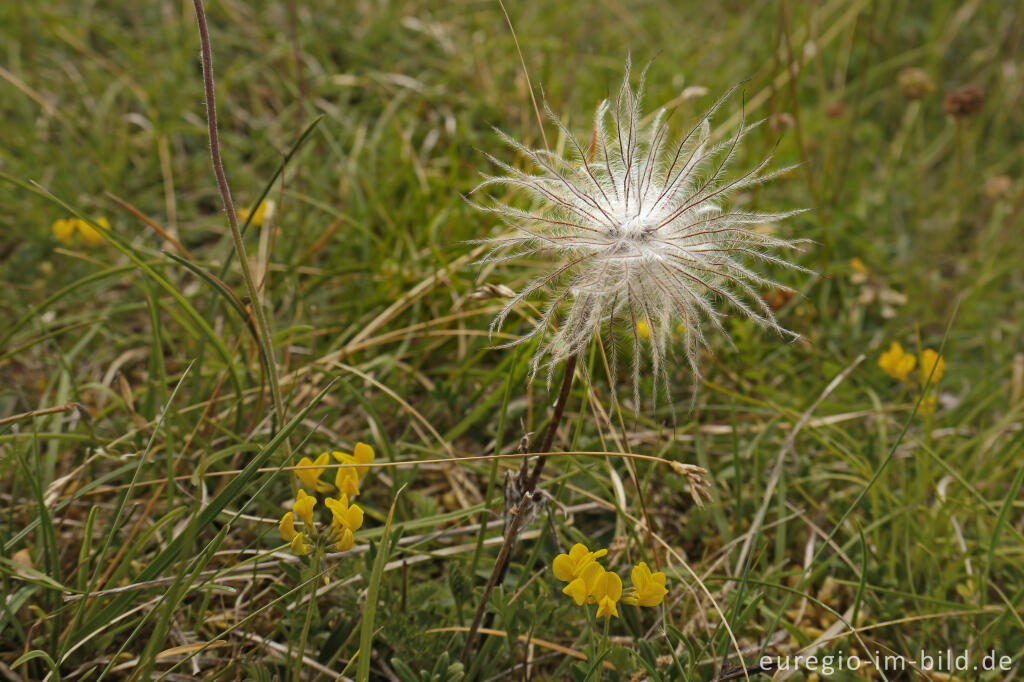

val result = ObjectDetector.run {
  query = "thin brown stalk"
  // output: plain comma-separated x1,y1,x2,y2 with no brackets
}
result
0,402,83,427
104,191,194,261
191,0,288,444
461,353,578,662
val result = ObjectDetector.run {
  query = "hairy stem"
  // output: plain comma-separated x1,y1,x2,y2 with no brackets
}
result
461,353,578,663
525,353,578,489
191,0,288,444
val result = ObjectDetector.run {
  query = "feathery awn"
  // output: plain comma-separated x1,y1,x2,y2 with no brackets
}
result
473,59,809,402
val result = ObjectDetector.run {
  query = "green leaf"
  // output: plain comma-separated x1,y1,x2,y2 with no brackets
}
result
13,649,60,679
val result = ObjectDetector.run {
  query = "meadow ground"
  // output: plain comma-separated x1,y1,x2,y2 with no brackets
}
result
1,1,1023,680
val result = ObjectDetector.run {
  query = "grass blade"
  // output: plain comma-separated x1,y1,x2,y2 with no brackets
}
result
357,484,406,682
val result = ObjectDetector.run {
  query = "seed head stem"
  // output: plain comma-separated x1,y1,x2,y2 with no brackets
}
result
191,0,288,445
461,353,578,663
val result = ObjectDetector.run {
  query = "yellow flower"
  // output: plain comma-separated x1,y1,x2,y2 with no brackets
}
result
335,468,360,498
279,511,298,542
593,570,623,618
919,349,945,384
51,217,107,246
330,527,354,552
553,543,608,583
562,561,605,606
332,442,375,496
919,393,937,416
878,341,916,382
623,562,668,607
279,511,311,556
290,532,311,555
238,199,275,227
325,495,364,532
295,452,330,492
293,489,316,527
352,442,375,477
77,217,108,247
332,442,375,480
636,320,650,339
325,494,364,552
52,218,76,245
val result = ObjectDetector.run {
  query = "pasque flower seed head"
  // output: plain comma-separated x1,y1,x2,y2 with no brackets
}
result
473,58,809,402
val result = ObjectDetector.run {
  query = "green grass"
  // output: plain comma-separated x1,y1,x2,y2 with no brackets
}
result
2,1,1023,680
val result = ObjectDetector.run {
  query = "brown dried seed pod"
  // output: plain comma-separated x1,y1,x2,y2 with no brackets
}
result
897,67,934,100
943,84,985,118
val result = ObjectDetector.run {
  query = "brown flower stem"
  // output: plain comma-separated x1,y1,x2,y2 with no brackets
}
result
526,353,579,490
461,353,578,663
191,0,288,447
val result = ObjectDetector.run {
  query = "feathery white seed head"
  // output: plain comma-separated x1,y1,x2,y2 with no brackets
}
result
473,59,810,402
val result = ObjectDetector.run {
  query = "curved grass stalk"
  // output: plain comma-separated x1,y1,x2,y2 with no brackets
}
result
191,0,288,446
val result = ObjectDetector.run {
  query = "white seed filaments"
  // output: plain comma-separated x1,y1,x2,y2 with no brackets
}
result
473,61,810,404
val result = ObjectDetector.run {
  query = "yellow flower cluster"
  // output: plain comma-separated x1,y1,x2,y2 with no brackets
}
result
552,543,668,618
878,342,945,384
279,443,375,555
52,217,109,247
294,442,375,496
878,341,946,415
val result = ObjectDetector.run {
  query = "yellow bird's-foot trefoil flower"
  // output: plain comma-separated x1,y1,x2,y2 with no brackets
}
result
880,341,947,417
335,466,360,498
562,561,606,606
553,543,608,584
238,199,275,227
279,511,312,556
295,452,331,492
293,489,317,527
622,562,668,607
919,348,946,385
325,494,364,552
279,494,316,557
278,443,375,559
279,489,364,556
276,440,376,557
878,341,916,382
553,545,669,619
52,216,109,247
77,217,108,246
593,570,623,618
332,442,375,496
52,218,76,245
332,442,375,481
